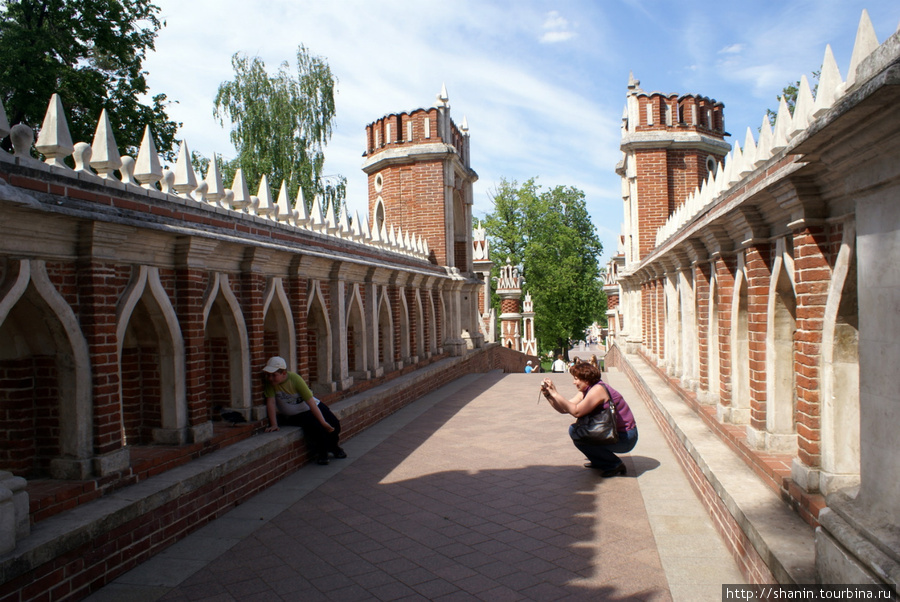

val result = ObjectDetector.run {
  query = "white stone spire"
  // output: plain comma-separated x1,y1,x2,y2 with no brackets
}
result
90,109,121,179
134,126,163,189
35,94,74,169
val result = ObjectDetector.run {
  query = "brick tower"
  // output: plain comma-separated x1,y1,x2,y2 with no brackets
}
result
617,73,730,264
362,85,479,270
496,258,523,350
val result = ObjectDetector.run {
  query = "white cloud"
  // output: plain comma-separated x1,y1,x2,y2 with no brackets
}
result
540,10,576,44
719,43,743,54
541,31,577,44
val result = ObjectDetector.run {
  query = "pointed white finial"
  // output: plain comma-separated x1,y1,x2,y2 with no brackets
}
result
35,94,74,169
846,9,879,88
461,116,469,134
789,75,815,138
813,45,844,118
740,127,757,177
310,195,326,231
324,197,338,234
229,169,251,209
294,186,310,227
134,126,163,189
436,83,449,107
256,175,276,217
275,181,292,222
338,207,351,236
204,154,225,205
90,109,122,179
360,213,372,242
770,96,792,152
754,116,773,167
351,210,363,240
172,141,198,198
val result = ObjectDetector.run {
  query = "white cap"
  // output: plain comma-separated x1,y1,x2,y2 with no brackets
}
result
262,356,287,373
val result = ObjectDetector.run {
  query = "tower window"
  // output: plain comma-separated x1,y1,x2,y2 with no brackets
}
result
706,156,718,176
374,173,383,193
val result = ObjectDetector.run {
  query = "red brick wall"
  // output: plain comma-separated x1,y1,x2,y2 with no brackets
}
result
745,246,772,432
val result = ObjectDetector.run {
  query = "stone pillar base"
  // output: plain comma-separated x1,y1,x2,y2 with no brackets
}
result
153,427,189,445
0,471,29,554
717,404,750,425
93,448,130,477
190,421,214,443
816,497,899,587
50,456,93,480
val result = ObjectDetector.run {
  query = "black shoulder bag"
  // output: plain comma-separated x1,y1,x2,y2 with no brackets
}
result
570,382,619,446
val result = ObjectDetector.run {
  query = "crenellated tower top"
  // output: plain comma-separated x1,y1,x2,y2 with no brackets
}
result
362,86,478,270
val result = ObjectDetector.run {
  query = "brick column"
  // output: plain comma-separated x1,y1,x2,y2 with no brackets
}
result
175,238,215,436
745,244,772,441
240,249,269,389
714,254,736,411
76,257,129,475
694,262,711,394
792,225,829,474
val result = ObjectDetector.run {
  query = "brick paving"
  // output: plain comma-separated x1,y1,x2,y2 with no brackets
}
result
154,371,668,601
90,361,745,601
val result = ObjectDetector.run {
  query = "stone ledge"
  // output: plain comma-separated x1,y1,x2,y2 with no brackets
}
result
617,349,816,585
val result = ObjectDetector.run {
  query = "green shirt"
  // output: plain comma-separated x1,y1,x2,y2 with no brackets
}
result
264,372,314,416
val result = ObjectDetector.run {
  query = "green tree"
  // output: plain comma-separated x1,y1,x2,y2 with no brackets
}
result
766,70,820,127
0,0,179,158
483,178,606,358
213,45,343,214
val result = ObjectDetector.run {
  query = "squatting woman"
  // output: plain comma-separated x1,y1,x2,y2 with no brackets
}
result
541,362,637,477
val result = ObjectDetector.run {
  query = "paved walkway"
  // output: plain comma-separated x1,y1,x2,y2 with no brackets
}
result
86,367,743,601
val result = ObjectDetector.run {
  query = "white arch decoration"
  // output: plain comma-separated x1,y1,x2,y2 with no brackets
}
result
201,273,252,410
0,260,93,474
116,265,187,436
262,277,296,369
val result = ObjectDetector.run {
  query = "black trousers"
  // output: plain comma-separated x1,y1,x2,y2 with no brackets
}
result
280,402,342,456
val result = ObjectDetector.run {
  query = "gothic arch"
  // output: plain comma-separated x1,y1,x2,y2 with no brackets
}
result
413,289,425,359
820,221,860,494
707,265,720,403
202,273,251,411
306,281,333,394
0,259,92,478
765,239,798,452
425,289,437,355
398,287,411,362
730,256,750,424
117,266,187,444
346,283,367,378
377,287,394,371
262,277,296,369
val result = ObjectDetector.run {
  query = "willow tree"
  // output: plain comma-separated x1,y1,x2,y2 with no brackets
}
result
483,178,606,357
214,45,344,213
0,0,179,158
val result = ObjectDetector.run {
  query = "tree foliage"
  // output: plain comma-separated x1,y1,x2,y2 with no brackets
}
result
483,178,606,356
213,45,344,214
766,70,820,127
0,0,179,158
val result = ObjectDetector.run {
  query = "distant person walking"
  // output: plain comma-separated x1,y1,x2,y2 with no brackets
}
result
551,354,567,373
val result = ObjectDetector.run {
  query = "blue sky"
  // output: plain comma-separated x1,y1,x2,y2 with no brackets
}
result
143,1,899,266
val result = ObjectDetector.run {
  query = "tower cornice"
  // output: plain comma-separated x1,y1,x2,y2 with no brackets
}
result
620,131,731,155
361,142,478,182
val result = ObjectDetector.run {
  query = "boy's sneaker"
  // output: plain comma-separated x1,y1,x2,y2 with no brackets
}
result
332,447,347,459
316,454,329,465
